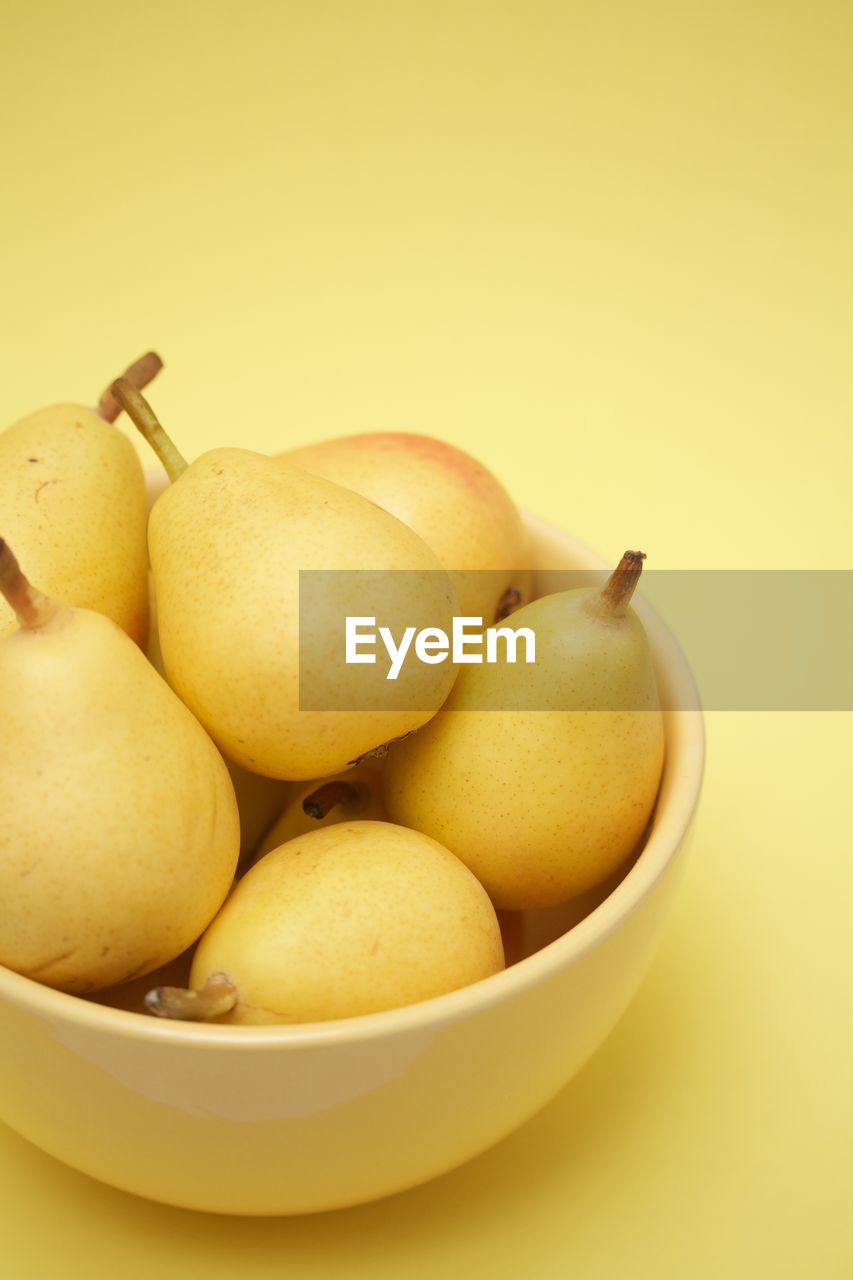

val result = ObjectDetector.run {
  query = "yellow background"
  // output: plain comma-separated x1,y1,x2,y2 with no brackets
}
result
1,1,850,1276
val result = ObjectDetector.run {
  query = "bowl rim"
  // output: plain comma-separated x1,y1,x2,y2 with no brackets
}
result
0,511,705,1050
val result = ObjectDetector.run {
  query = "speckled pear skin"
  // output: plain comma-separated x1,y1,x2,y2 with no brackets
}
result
384,587,665,909
0,405,148,644
149,449,458,781
146,569,292,861
280,432,531,623
0,607,240,994
190,820,505,1024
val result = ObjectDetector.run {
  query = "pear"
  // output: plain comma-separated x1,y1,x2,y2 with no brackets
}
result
254,764,385,860
0,540,240,995
0,353,161,646
228,765,295,865
146,569,292,861
113,382,458,781
281,432,531,623
384,552,665,909
145,821,504,1025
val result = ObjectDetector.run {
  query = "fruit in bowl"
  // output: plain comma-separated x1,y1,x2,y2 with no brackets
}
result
0,541,239,995
154,821,505,1026
0,352,161,647
0,367,703,1213
383,550,665,909
115,381,460,781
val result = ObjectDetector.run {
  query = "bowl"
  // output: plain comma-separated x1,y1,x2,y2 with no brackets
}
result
0,514,704,1215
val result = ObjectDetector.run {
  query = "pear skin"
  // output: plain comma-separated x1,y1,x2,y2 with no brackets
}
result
149,821,504,1024
384,553,665,909
0,542,240,995
227,764,295,864
147,567,292,861
149,450,458,779
0,407,148,644
113,383,460,781
0,355,161,646
281,433,531,623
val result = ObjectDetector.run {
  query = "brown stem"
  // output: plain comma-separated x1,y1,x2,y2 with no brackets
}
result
597,550,646,616
302,779,361,820
495,585,523,622
144,973,238,1022
97,352,164,423
0,540,64,629
110,380,188,482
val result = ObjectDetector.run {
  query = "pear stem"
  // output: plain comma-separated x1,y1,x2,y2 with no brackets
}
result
598,550,646,616
0,540,64,630
110,380,188,483
96,352,164,423
302,779,361,820
495,585,523,622
144,973,238,1022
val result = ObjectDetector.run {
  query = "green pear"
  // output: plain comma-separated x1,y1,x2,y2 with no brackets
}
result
281,432,531,623
114,382,458,781
146,821,504,1025
0,540,240,995
384,552,665,909
254,764,386,861
0,353,161,646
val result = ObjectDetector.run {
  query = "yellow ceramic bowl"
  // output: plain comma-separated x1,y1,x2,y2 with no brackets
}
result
0,515,704,1215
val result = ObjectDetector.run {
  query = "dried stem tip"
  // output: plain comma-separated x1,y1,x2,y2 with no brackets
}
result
599,550,646,615
110,379,188,483
495,585,523,622
97,352,164,422
0,539,63,630
144,974,238,1022
303,779,361,820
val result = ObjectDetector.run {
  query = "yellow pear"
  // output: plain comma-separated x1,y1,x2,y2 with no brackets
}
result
146,821,504,1025
281,433,530,623
384,552,665,909
0,540,240,994
114,382,458,781
227,766,295,865
146,569,292,861
255,764,385,860
0,353,160,645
